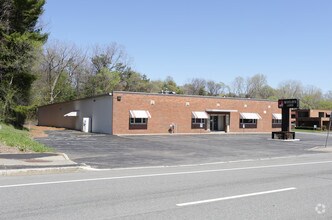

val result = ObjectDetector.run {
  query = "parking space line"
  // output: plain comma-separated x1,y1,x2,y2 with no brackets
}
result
176,187,296,207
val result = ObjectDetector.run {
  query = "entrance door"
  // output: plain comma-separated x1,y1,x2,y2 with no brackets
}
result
210,115,226,131
210,116,219,131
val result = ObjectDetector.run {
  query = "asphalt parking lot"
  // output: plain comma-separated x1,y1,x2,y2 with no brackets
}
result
35,130,330,169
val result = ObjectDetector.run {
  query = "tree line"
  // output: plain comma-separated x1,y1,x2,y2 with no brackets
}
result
1,0,332,127
33,41,332,110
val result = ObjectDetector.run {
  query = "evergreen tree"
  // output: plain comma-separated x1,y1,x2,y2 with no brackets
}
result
0,0,47,126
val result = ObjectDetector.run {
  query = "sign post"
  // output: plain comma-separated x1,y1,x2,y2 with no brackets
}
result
272,99,299,139
325,112,332,148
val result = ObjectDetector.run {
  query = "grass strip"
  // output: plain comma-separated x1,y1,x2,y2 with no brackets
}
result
0,123,53,153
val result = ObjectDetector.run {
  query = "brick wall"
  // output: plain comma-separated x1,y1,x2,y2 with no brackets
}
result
112,92,281,135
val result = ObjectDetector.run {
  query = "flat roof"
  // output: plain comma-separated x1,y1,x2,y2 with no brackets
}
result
112,91,277,102
39,91,277,108
38,93,112,108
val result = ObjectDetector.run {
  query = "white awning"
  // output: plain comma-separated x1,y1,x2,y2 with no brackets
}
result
129,110,151,118
192,111,209,119
64,111,78,117
272,113,282,120
240,112,262,120
206,109,238,113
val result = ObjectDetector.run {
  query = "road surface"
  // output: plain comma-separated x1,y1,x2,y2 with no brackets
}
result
1,153,332,219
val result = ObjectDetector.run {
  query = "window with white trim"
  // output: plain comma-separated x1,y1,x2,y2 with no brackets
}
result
272,119,282,124
130,118,147,124
192,118,205,124
240,119,257,124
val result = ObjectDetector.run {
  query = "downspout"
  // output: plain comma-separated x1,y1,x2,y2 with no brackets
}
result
110,92,114,135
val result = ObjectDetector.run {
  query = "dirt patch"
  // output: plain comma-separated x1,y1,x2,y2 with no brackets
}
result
28,125,64,138
0,144,27,154
0,125,63,154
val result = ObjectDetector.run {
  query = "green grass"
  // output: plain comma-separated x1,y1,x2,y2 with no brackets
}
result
292,128,326,133
0,123,53,153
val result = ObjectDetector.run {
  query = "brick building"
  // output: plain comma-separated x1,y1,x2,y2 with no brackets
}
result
38,91,282,135
291,109,331,130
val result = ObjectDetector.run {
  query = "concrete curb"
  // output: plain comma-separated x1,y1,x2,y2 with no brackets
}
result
117,132,272,137
0,165,87,176
308,146,332,153
59,153,70,160
268,138,301,142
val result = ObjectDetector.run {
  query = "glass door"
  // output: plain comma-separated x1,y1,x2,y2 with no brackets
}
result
210,116,219,131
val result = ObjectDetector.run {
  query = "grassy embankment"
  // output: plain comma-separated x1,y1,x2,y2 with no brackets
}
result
0,123,53,152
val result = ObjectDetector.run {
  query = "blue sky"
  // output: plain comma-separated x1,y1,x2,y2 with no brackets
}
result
43,0,331,92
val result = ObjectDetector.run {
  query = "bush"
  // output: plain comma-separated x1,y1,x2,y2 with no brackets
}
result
11,105,37,128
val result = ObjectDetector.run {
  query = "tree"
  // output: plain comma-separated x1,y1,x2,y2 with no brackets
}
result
0,0,47,125
276,80,303,99
91,43,128,74
37,41,85,104
318,100,332,110
206,80,221,96
324,90,332,101
84,68,121,96
81,43,134,96
260,85,276,100
206,80,229,96
160,76,183,94
301,85,323,109
231,76,245,97
245,74,268,98
119,69,151,92
182,78,206,95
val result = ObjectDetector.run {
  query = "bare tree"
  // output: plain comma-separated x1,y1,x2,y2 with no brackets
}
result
231,76,245,97
206,81,229,96
182,78,206,95
91,43,129,74
245,74,268,98
277,80,303,99
324,90,332,101
301,85,323,109
39,41,86,103
206,80,221,96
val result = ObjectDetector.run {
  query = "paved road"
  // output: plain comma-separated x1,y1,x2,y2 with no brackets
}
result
1,153,332,219
36,130,329,168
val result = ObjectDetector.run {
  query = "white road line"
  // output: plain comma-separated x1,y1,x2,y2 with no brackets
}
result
1,160,332,189
88,155,307,171
176,187,296,207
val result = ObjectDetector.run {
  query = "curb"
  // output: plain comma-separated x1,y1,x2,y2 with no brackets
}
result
308,146,332,153
59,152,70,160
0,165,87,176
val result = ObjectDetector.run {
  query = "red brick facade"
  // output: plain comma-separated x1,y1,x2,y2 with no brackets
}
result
112,92,281,135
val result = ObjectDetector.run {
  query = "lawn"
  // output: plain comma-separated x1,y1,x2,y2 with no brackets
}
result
0,123,53,152
292,128,328,133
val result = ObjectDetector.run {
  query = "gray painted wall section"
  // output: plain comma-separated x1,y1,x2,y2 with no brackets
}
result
38,95,113,134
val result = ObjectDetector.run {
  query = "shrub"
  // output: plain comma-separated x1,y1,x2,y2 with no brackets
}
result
11,105,37,128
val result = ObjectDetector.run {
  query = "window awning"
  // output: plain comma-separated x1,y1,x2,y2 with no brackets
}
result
64,111,78,117
192,111,209,119
272,113,282,120
206,109,238,113
129,110,151,118
240,112,262,120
